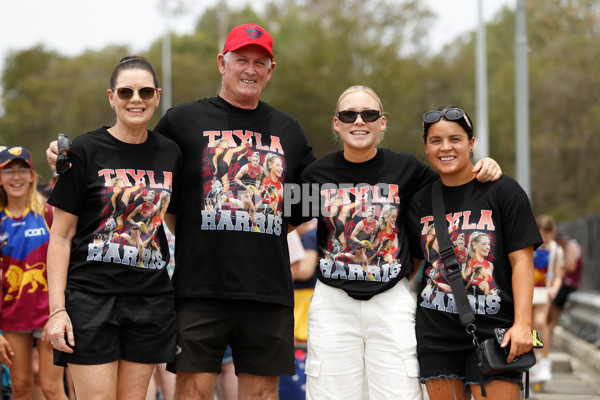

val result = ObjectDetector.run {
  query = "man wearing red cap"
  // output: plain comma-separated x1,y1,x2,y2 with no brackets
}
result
152,23,314,400
47,23,314,399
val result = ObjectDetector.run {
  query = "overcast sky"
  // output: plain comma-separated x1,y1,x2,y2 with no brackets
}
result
0,0,514,78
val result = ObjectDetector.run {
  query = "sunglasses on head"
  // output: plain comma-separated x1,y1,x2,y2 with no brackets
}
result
422,108,471,128
337,109,382,123
56,133,71,175
115,87,157,101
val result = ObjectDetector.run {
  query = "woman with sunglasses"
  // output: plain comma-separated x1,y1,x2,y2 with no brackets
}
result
406,106,541,400
0,146,68,400
46,56,182,400
300,87,502,400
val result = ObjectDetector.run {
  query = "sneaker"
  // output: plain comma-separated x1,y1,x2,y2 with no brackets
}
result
534,358,552,382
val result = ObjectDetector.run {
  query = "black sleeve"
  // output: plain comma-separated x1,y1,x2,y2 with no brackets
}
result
154,109,173,140
497,177,543,253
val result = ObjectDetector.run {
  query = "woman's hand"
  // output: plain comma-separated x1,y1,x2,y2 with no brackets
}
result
502,323,533,362
46,140,59,169
0,335,14,367
47,310,75,353
472,157,502,182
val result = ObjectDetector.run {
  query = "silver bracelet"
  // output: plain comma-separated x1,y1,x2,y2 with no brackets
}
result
49,307,67,319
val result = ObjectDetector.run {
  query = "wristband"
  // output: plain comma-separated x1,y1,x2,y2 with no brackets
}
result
49,308,67,319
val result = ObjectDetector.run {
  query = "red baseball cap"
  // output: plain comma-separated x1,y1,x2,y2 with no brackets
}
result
222,24,274,61
0,146,34,169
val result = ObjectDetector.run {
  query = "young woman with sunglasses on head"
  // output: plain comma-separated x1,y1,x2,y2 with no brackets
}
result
0,146,68,400
299,87,502,400
406,106,542,400
46,56,182,399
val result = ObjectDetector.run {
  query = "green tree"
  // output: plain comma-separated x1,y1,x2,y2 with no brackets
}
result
415,0,600,220
1,0,598,221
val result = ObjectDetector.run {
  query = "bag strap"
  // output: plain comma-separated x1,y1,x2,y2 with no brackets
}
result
431,180,475,326
432,181,490,397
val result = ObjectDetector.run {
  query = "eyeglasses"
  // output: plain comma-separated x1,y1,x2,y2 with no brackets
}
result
337,109,382,123
422,108,472,128
56,133,71,175
1,167,31,177
114,87,157,101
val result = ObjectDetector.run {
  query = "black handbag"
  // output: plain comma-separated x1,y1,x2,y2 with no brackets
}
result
431,180,537,398
477,334,536,376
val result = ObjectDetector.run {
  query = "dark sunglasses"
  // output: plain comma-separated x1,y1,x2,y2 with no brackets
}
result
422,108,472,128
115,87,157,101
56,133,71,175
337,109,382,123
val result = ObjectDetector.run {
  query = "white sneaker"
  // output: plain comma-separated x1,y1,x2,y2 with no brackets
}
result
534,358,552,382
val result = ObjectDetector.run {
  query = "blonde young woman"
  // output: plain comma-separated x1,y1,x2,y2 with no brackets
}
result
407,105,542,400
0,146,67,400
530,214,564,384
300,87,501,400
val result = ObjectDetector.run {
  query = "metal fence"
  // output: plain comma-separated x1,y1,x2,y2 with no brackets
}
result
560,290,600,346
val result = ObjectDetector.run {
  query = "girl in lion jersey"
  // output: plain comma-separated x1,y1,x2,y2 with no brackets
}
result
0,146,67,400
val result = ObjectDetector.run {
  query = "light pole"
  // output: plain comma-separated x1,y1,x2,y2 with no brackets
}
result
515,0,531,197
162,0,172,115
475,0,489,159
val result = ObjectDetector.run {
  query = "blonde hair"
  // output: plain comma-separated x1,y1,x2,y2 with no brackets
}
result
536,214,556,232
0,169,47,217
467,232,490,259
263,153,282,175
377,204,396,231
335,85,387,144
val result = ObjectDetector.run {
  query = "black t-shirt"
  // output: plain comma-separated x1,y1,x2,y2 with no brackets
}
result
154,96,315,307
406,176,542,353
301,149,438,300
48,127,182,295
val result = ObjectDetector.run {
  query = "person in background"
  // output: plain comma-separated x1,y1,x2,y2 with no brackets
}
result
408,105,541,400
0,146,67,400
291,219,318,344
300,87,501,400
147,363,176,400
546,232,584,336
530,214,564,384
278,226,312,400
46,56,181,399
215,345,238,400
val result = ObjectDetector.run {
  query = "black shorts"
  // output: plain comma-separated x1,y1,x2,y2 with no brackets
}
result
167,298,294,376
419,349,523,387
54,290,176,367
553,284,576,308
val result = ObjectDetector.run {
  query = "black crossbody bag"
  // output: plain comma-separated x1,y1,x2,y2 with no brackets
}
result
431,180,537,398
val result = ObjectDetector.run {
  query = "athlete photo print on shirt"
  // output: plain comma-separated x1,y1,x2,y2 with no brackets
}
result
200,132,285,236
417,212,502,316
318,184,403,283
90,170,173,269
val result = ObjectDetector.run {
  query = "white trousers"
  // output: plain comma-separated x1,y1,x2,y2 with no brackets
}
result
306,279,422,400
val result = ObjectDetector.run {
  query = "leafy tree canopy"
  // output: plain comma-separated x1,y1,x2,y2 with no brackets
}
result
1,0,598,220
